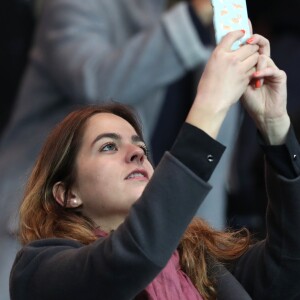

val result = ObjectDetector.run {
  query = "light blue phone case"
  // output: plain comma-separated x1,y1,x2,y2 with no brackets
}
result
211,0,251,50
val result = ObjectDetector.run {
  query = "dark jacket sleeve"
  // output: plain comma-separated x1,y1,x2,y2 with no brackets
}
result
10,125,223,300
231,127,300,299
171,123,225,181
259,125,300,178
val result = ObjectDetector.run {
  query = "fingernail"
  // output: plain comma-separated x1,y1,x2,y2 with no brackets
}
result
241,29,246,34
247,37,254,44
255,79,261,89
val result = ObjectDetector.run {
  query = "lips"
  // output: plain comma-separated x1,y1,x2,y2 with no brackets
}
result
125,169,148,180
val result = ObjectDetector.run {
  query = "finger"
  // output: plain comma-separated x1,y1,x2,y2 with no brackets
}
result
252,65,284,80
252,67,287,91
246,66,257,79
254,55,268,88
243,51,259,71
246,34,271,57
253,56,278,75
219,30,247,51
240,52,259,82
252,55,276,88
236,43,259,62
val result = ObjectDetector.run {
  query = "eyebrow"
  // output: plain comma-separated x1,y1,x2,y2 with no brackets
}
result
91,132,144,147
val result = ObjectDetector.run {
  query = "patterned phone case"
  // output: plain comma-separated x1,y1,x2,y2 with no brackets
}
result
211,0,251,50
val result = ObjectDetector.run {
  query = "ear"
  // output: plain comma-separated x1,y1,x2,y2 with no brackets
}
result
52,182,83,208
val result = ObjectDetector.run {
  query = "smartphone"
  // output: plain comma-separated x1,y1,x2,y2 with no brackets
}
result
211,0,251,50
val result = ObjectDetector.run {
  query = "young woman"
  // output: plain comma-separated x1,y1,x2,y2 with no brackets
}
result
10,31,300,299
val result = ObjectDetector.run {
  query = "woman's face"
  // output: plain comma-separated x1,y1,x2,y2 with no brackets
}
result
73,113,154,231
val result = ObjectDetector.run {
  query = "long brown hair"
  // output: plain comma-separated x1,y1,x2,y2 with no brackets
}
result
19,102,250,299
179,218,250,300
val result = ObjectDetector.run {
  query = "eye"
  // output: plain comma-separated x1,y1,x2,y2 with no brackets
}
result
100,142,118,152
139,144,149,157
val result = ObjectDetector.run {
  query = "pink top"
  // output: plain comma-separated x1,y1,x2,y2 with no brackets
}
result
94,228,203,300
141,250,203,300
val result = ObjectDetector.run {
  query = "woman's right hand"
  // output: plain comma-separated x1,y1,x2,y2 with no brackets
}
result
186,30,259,139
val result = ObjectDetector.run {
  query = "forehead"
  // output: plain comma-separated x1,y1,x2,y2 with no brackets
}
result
83,113,137,140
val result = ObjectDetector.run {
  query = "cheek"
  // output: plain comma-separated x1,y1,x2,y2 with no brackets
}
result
77,170,119,215
75,162,100,194
82,167,112,193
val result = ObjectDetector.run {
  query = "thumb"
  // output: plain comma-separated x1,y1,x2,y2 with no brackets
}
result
219,30,246,51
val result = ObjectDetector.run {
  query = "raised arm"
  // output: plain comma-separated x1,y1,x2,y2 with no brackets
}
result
242,34,290,145
231,37,300,298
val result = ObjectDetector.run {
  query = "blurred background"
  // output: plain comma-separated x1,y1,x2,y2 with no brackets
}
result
2,0,299,142
0,0,35,136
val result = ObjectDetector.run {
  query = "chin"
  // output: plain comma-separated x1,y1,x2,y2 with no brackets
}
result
131,189,145,202
126,184,147,202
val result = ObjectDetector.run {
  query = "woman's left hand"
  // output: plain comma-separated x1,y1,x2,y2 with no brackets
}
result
242,34,290,145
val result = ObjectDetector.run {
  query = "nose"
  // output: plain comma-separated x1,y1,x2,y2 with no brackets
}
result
125,144,145,164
